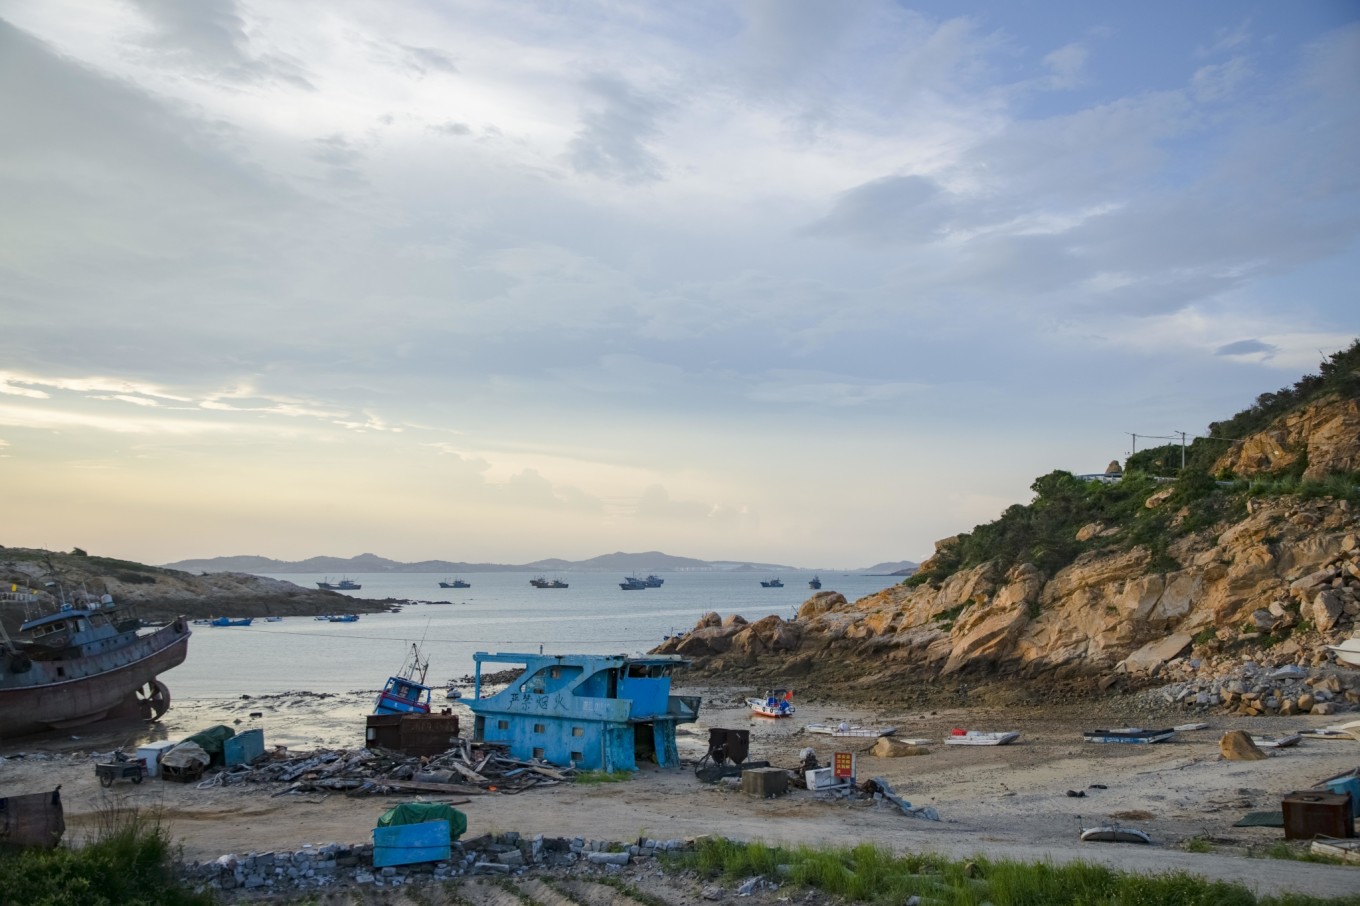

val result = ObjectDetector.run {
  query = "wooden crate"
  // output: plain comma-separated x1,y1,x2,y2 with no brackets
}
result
741,767,789,798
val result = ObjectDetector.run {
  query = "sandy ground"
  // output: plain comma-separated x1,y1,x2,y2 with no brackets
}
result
5,686,1360,900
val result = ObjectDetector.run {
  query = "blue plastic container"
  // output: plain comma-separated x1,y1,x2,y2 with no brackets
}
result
1324,777,1360,817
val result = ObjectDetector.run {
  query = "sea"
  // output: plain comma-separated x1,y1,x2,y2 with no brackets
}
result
169,570,901,700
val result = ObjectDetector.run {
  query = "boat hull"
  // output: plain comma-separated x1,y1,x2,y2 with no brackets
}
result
1083,728,1175,744
0,621,191,740
944,731,1020,746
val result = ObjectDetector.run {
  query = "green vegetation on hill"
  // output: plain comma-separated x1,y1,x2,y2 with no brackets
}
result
909,341,1360,589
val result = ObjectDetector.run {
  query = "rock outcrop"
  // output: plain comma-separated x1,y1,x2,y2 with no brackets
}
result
659,495,1359,699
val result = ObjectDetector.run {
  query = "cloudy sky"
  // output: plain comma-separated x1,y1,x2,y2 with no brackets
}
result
1,1,1356,568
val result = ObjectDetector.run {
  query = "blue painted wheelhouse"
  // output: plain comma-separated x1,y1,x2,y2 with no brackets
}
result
373,644,433,716
468,652,698,772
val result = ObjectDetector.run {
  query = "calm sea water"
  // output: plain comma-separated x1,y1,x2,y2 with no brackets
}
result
167,571,899,700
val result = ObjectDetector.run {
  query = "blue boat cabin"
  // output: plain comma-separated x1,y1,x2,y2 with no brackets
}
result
468,652,699,772
374,677,433,715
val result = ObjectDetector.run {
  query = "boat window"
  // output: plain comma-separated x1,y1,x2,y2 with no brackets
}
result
571,750,583,762
533,747,545,759
533,723,544,733
76,619,89,632
572,727,583,737
550,666,562,679
497,720,509,730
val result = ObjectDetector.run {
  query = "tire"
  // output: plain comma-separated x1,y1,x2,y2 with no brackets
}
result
100,772,113,788
132,773,143,784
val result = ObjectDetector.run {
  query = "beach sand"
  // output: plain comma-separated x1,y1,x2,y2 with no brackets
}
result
4,686,1360,901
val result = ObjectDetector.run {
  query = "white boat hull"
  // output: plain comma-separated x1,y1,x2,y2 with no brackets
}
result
944,730,1019,746
806,724,896,738
1081,826,1152,844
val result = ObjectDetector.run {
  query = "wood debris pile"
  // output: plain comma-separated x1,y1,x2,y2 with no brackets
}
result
201,739,574,796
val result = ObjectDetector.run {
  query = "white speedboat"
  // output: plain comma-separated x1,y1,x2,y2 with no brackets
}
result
944,729,1019,746
1081,826,1152,844
806,723,896,738
1327,638,1360,667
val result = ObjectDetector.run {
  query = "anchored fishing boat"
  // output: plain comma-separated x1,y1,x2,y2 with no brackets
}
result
209,617,252,627
944,729,1020,746
1083,727,1175,744
438,578,470,589
748,689,795,718
0,593,190,739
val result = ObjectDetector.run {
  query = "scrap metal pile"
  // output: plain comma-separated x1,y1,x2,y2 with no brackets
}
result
199,738,573,796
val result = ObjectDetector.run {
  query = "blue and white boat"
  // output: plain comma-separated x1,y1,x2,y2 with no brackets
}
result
373,644,433,716
209,617,252,627
328,614,360,623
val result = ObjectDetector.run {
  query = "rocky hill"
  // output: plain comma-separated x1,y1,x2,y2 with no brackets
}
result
659,341,1360,712
0,548,393,632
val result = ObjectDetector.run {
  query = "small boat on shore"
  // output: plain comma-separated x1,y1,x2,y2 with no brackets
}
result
1303,727,1360,741
438,578,470,589
209,617,252,627
1083,727,1175,744
944,729,1020,746
1252,733,1302,749
372,644,433,716
806,722,896,738
265,616,283,623
760,578,783,588
1327,638,1360,667
1081,826,1152,844
749,690,795,718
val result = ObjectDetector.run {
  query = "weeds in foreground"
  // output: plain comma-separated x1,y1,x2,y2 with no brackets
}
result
1185,836,1214,853
0,804,216,905
672,836,1360,905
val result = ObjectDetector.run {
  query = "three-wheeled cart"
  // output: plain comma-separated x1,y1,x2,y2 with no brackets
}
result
95,753,147,787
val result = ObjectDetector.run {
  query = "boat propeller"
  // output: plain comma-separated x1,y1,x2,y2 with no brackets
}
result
136,679,171,721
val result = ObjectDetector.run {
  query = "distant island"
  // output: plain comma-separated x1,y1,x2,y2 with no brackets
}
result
162,550,919,576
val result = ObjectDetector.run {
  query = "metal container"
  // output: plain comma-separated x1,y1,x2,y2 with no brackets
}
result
1283,790,1354,840
136,740,178,778
365,713,460,756
741,766,789,798
1324,778,1360,817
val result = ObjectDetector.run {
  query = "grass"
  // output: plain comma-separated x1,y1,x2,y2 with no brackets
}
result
0,805,216,906
670,836,1360,905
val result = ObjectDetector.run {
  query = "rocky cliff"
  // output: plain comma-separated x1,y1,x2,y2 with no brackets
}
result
659,353,1360,711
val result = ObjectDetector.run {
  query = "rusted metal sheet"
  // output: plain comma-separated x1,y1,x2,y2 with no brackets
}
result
366,712,460,757
0,787,65,848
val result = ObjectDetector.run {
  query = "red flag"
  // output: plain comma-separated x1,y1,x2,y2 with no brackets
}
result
783,690,793,701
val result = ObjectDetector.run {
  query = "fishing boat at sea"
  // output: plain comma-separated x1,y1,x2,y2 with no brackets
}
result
620,576,648,590
748,689,795,717
530,577,569,589
1083,727,1175,744
808,575,822,589
438,578,470,589
944,729,1020,746
317,577,362,591
0,593,191,739
642,574,664,587
760,578,783,588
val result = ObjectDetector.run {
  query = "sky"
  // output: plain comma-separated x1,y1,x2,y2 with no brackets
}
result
0,1,1357,569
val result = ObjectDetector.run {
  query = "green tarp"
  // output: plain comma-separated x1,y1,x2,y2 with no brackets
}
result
1233,810,1285,828
377,802,467,840
180,725,236,766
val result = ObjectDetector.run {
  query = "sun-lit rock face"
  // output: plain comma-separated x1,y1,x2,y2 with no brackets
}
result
1213,394,1360,481
657,498,1359,688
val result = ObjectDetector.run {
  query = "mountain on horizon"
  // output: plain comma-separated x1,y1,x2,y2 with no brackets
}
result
161,550,918,576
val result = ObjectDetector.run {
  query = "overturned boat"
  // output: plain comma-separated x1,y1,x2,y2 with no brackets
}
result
1083,727,1175,744
0,594,191,741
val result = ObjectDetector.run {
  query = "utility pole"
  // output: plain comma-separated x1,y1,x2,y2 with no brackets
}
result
1175,431,1187,469
1126,432,1139,456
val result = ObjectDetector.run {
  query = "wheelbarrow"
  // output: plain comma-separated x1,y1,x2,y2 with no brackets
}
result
95,753,147,787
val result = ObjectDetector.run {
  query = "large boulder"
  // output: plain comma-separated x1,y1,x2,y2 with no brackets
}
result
871,737,929,757
1219,730,1267,761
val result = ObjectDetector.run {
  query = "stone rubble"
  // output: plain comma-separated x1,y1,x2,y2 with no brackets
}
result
181,831,695,899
